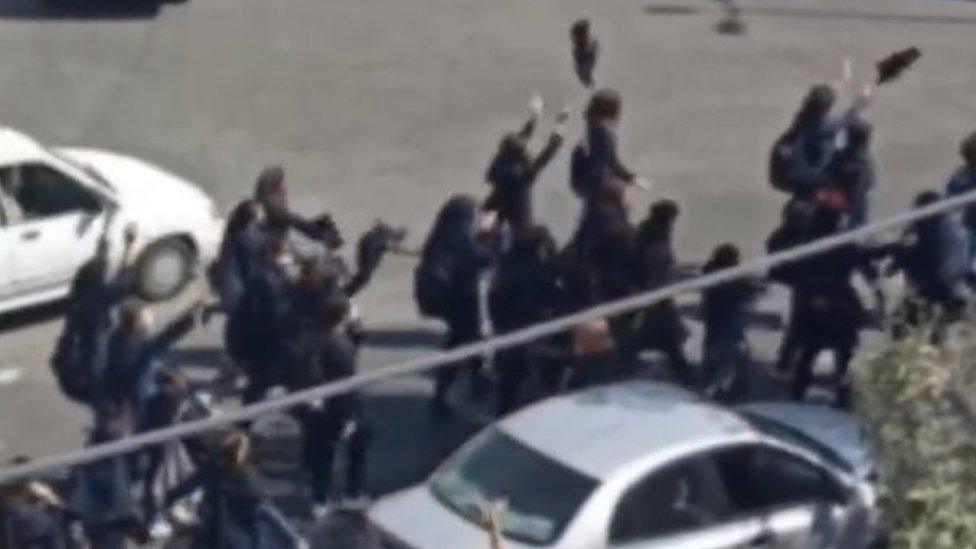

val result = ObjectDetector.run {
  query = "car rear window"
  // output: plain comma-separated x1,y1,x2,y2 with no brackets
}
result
430,428,598,546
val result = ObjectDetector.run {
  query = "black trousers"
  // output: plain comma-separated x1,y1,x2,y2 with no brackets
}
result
299,410,371,504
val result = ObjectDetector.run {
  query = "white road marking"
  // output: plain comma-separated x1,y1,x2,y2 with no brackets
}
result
0,367,23,386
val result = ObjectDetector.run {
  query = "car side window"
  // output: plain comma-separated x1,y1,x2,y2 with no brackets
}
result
715,445,838,514
4,163,100,221
609,457,731,545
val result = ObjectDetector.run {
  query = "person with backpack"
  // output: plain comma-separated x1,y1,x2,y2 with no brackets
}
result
570,89,651,201
51,222,138,410
483,97,567,231
768,85,840,198
414,195,495,416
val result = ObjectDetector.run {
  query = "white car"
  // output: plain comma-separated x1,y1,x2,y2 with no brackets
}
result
0,126,223,313
370,382,881,549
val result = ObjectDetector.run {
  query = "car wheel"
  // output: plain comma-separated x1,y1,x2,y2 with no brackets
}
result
136,238,195,302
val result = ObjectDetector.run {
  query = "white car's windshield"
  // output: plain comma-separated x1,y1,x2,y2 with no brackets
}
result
430,428,597,546
46,147,115,193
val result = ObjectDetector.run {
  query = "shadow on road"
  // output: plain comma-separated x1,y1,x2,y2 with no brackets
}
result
644,3,976,27
0,0,185,20
0,300,65,334
362,326,442,350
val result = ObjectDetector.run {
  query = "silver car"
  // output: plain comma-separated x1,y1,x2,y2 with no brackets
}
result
370,382,880,549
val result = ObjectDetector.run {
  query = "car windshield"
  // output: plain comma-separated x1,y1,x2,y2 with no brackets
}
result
741,411,854,474
46,147,115,193
430,428,598,546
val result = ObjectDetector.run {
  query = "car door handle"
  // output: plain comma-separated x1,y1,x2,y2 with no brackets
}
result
20,229,40,241
749,530,775,547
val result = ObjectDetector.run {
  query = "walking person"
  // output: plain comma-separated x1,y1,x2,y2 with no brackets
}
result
414,195,495,417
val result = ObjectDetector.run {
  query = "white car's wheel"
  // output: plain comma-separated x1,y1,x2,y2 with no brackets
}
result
136,238,195,302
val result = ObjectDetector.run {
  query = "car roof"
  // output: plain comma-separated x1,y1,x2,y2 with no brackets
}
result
0,126,47,166
497,382,755,481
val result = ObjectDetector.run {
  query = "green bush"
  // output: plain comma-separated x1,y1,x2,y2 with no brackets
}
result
855,328,976,549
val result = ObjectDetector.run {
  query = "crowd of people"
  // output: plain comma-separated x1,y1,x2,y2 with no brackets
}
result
3,18,976,549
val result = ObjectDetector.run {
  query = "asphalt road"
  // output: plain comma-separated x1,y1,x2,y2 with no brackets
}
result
1,0,976,544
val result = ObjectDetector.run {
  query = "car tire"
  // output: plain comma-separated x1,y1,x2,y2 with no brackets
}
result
136,238,195,302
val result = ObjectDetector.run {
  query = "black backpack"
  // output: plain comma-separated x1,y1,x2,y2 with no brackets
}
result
768,130,799,193
50,322,97,404
414,263,452,319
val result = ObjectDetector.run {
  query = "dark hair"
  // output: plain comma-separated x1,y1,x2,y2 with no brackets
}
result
254,165,285,200
793,85,836,128
585,88,622,122
914,190,941,208
571,19,590,41
422,195,479,261
705,243,740,273
960,131,976,166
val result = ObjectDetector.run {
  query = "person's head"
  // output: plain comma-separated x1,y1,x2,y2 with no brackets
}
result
254,165,287,212
119,298,153,334
914,190,941,208
798,84,836,123
707,243,741,270
571,19,591,45
960,131,976,167
218,431,250,469
155,368,188,401
512,224,556,261
586,88,622,123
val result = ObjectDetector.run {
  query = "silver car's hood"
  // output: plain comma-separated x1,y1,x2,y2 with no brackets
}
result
738,402,877,481
370,486,535,549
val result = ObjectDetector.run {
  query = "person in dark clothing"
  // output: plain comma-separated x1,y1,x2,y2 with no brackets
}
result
100,299,207,425
568,183,634,302
134,369,190,529
209,200,266,314
769,85,839,197
766,198,818,373
484,104,567,231
226,234,302,405
788,206,877,407
827,118,876,227
285,286,371,517
886,191,970,334
165,432,300,549
1,471,71,549
571,89,650,200
629,199,692,382
944,130,976,264
51,222,138,408
415,196,494,416
488,225,560,416
700,244,763,402
570,19,599,88
70,420,142,549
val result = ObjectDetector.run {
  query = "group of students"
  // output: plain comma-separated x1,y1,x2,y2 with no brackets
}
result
5,18,976,549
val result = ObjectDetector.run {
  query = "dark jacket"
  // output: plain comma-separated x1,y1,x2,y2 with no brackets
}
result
573,121,635,198
0,498,67,549
102,307,197,412
894,215,969,304
488,231,559,333
166,465,268,549
484,128,563,228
